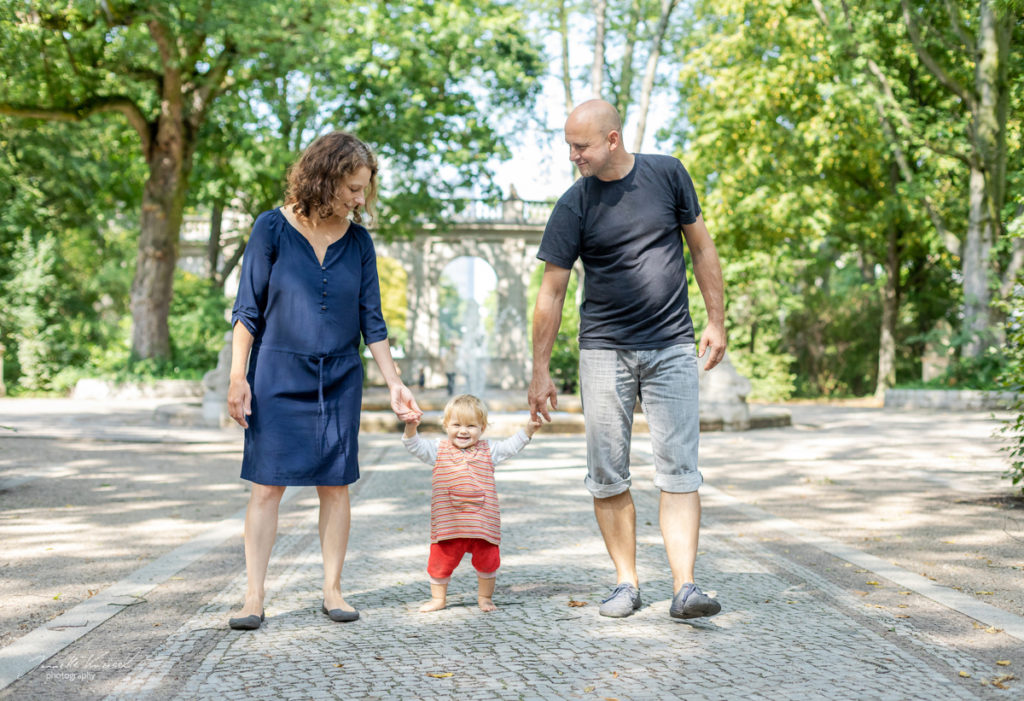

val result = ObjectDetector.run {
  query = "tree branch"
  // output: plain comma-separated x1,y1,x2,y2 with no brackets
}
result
0,96,152,155
615,0,643,121
193,39,236,119
900,0,975,108
632,0,678,151
558,0,573,116
147,17,181,97
943,0,977,54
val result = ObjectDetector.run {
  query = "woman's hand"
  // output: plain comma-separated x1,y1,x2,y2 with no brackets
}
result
390,383,423,423
227,376,252,428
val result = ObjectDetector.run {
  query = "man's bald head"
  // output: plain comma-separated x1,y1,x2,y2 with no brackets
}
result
564,99,633,180
567,99,623,137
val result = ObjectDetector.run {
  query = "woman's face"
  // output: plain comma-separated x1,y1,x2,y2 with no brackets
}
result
332,166,372,218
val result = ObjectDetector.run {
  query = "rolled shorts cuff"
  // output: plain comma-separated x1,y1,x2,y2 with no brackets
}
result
476,569,498,579
429,575,452,585
654,470,703,494
584,474,632,499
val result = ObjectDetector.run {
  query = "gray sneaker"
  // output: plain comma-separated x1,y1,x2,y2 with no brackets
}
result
599,583,642,618
670,582,721,619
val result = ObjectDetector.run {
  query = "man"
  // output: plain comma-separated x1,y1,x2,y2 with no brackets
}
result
528,99,726,619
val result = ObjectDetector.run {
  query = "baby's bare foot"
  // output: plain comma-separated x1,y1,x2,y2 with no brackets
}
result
478,597,497,612
419,598,446,612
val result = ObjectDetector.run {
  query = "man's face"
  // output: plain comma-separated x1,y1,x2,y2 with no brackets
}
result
564,118,612,178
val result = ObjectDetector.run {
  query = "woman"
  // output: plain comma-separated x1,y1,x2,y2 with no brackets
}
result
226,132,421,630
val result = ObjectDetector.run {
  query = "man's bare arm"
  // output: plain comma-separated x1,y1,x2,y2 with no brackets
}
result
528,263,572,421
683,214,726,371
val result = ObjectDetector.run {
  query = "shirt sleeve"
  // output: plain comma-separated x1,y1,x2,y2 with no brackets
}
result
402,433,439,465
489,429,532,466
537,194,582,270
357,228,389,346
673,161,702,227
231,212,277,335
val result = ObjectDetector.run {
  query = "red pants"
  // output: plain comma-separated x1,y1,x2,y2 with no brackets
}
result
427,538,500,583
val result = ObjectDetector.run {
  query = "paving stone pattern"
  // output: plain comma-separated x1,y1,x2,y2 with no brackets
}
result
97,435,1003,700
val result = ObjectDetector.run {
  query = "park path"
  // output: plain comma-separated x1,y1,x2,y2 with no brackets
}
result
0,400,1021,699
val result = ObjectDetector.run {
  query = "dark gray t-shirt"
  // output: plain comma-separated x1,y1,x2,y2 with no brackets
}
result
537,153,702,350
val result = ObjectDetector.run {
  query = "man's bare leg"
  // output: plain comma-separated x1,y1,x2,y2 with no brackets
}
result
660,490,701,591
593,490,638,587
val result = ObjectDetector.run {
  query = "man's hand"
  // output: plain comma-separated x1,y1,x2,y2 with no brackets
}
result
528,371,559,423
698,322,727,371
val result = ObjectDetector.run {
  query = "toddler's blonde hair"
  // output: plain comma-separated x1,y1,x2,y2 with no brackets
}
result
442,394,488,430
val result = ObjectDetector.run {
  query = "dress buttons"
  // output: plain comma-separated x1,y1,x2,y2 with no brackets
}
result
321,305,327,310
322,290,327,296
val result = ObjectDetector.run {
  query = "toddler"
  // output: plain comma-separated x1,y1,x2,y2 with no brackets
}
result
403,394,541,611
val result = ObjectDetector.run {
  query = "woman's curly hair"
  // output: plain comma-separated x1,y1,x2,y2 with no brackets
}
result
285,131,378,225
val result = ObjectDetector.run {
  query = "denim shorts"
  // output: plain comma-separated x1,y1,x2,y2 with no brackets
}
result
579,344,702,498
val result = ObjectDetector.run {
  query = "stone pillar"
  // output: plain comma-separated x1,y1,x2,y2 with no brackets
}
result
202,332,233,427
698,351,752,431
922,319,953,383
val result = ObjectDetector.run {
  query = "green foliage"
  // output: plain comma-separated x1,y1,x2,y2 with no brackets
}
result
669,0,969,397
168,272,230,371
4,231,60,391
0,117,141,394
376,256,409,353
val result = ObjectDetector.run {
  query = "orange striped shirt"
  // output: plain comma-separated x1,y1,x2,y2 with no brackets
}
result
430,439,501,545
404,431,532,545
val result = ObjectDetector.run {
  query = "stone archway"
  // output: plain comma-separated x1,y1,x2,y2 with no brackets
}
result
374,202,547,390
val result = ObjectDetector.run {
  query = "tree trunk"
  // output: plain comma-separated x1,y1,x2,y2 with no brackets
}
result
963,166,996,356
130,130,191,360
875,221,900,398
558,0,573,115
591,0,607,98
207,199,224,284
962,0,1010,357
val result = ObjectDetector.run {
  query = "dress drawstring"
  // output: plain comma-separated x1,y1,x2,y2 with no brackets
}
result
317,356,326,459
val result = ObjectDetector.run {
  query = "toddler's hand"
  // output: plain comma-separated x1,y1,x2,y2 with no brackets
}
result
526,418,543,437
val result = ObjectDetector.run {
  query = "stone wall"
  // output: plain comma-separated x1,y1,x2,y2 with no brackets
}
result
883,388,1018,410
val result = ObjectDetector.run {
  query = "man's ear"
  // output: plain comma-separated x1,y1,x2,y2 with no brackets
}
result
607,129,622,151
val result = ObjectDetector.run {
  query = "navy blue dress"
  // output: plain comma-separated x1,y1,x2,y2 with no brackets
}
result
231,209,388,486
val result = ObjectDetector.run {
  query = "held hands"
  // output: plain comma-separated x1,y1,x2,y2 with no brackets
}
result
390,383,423,423
525,417,543,438
698,321,727,371
227,377,252,429
402,412,421,439
528,370,558,423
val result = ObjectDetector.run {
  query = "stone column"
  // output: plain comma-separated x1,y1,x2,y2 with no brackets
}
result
698,351,752,431
202,332,233,427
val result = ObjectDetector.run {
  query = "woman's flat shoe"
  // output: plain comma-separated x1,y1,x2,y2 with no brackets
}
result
228,610,265,630
321,602,359,622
